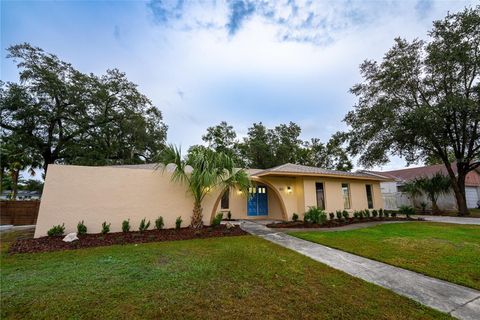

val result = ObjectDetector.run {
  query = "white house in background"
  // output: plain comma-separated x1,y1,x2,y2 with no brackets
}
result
363,164,480,211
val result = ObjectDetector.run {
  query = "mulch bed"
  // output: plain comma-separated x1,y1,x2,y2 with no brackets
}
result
9,225,247,254
267,217,423,229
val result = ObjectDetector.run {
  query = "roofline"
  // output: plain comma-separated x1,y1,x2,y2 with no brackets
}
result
252,171,391,181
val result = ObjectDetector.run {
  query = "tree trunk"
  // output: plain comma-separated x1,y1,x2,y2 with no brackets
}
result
191,202,204,229
453,174,469,216
442,161,470,216
431,199,439,214
10,169,19,201
0,168,3,195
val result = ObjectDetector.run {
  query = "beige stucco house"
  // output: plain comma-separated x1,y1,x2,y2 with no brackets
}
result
34,163,388,238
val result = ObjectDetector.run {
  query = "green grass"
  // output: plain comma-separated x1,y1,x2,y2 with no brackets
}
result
0,231,450,319
290,222,480,291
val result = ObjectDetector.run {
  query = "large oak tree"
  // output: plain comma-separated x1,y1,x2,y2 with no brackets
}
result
344,7,480,215
0,43,167,175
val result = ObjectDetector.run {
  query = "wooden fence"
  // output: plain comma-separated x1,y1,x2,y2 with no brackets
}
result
0,201,40,225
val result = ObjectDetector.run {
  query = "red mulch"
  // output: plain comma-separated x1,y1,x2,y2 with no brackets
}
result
267,217,423,229
9,225,247,254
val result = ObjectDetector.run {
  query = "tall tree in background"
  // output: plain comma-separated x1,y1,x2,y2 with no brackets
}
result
239,122,276,168
201,121,244,166
344,7,480,215
0,43,167,175
193,121,352,170
301,134,353,171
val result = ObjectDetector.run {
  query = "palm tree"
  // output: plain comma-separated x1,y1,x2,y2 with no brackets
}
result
156,145,251,229
415,173,452,214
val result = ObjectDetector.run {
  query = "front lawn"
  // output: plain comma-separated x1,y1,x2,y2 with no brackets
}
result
0,231,449,319
290,222,480,291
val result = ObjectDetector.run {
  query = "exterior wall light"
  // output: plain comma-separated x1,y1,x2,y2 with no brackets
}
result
287,186,292,193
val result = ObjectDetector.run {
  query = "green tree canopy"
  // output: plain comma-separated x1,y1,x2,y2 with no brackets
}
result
0,43,168,175
344,7,480,215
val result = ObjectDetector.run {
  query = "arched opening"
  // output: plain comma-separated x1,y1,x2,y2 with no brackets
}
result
209,177,288,224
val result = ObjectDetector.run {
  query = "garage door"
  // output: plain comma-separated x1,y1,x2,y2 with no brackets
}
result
466,187,479,208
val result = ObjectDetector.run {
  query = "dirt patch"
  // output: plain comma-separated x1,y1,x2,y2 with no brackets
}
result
9,225,247,254
267,217,423,229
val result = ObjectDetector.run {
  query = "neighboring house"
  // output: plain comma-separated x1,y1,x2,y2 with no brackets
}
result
364,164,480,210
0,190,41,201
34,163,388,237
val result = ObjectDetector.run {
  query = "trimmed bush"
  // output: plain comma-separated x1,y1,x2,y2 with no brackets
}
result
122,219,130,233
77,221,87,235
379,208,384,218
398,205,415,218
329,212,335,220
139,218,150,232
342,210,349,220
384,210,390,218
372,209,378,218
303,207,327,224
336,210,343,220
47,224,65,237
175,216,183,229
212,213,223,227
292,213,299,222
391,210,397,218
364,209,371,218
155,216,164,230
227,211,232,220
101,222,111,234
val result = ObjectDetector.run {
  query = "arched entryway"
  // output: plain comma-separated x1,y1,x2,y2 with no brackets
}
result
209,177,288,224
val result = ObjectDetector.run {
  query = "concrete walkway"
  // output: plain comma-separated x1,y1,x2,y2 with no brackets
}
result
414,215,480,225
240,220,480,320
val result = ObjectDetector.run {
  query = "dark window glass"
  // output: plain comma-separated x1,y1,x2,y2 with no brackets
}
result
342,183,351,209
316,183,325,210
221,189,229,209
366,185,374,209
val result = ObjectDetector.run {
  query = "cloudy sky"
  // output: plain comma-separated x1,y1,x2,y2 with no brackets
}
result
1,0,475,170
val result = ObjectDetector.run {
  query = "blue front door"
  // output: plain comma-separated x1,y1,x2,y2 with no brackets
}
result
247,185,268,216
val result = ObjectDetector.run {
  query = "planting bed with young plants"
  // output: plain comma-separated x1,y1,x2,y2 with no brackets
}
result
268,207,422,229
9,225,246,254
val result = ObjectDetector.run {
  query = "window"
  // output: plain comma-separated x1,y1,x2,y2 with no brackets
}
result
315,182,325,210
365,184,374,209
221,189,229,209
341,183,351,209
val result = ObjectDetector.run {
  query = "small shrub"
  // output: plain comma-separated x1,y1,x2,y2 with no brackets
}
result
384,210,390,218
329,212,335,220
212,213,223,227
77,220,87,235
353,211,360,219
139,218,151,232
47,223,65,237
379,208,384,218
303,207,327,224
420,201,427,213
122,219,130,233
342,210,349,220
155,216,164,230
292,213,299,222
364,209,371,218
101,221,111,234
398,205,415,218
227,211,232,220
336,210,343,220
372,209,378,218
175,216,183,229
390,210,397,218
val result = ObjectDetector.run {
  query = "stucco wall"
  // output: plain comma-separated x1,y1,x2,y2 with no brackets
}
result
35,165,221,238
36,165,385,238
300,177,383,217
